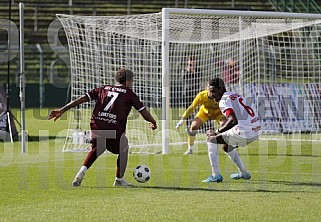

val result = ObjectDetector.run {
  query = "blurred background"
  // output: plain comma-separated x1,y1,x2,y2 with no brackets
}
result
0,0,321,108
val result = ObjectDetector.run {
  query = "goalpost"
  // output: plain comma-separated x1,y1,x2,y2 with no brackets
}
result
57,8,321,154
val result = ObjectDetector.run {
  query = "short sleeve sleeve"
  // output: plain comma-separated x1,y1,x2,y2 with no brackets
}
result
219,95,233,114
132,92,146,112
86,87,102,101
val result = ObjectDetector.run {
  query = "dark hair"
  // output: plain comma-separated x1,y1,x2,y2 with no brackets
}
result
209,77,225,89
115,68,134,84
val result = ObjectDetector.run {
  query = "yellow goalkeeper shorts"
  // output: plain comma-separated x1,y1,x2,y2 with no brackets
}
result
195,105,225,123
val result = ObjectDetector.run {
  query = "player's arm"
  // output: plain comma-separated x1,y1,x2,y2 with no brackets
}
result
48,95,89,121
176,93,201,129
216,108,238,133
139,109,157,130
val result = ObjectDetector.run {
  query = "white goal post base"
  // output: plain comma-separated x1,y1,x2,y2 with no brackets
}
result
58,8,321,154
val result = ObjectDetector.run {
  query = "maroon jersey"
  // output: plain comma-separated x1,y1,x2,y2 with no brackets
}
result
86,84,146,138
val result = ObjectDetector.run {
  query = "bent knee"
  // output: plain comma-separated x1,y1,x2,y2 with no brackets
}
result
190,118,204,129
187,128,197,136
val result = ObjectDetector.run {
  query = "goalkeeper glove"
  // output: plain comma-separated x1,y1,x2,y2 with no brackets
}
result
176,119,185,129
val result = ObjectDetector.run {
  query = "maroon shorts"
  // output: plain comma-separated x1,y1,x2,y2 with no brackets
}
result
91,130,128,154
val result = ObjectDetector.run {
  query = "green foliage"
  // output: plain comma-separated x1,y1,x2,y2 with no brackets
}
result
1,109,321,221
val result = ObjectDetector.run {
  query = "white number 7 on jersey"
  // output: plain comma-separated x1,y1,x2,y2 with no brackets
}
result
104,91,119,111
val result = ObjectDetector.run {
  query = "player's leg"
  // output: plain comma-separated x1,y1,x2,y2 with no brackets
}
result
184,116,206,155
183,107,208,155
222,145,251,180
185,95,194,130
72,133,107,187
184,118,202,154
113,134,132,186
226,131,260,180
202,140,223,183
202,115,225,182
219,130,251,180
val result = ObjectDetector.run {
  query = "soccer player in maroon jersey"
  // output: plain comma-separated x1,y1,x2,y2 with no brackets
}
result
48,68,157,187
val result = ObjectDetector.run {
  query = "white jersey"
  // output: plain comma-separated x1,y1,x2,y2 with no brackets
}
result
219,91,261,133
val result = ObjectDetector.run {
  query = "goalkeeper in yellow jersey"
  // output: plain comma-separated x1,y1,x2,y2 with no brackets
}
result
176,82,227,155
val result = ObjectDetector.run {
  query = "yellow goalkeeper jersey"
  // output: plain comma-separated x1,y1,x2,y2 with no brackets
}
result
182,90,223,122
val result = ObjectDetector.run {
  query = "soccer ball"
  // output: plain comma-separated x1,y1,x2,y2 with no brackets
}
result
133,165,151,183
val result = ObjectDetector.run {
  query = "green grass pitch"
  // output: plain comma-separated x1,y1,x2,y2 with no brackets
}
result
1,109,321,221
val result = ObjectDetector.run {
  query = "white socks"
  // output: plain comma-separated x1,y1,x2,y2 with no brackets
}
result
74,166,87,179
80,166,87,174
207,142,220,177
225,149,247,175
207,143,248,177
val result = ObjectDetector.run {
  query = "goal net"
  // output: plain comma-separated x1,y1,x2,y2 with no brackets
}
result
57,9,321,153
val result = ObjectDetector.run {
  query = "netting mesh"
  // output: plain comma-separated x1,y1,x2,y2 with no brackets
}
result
58,10,321,153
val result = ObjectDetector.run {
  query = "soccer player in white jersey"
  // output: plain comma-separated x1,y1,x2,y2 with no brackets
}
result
202,77,261,183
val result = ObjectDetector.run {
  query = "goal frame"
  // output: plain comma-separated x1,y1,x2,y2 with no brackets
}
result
161,8,321,154
57,8,321,154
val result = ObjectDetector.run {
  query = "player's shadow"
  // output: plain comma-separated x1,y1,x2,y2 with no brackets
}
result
82,185,248,192
266,180,321,187
247,153,321,158
83,182,318,193
247,179,321,192
130,184,316,193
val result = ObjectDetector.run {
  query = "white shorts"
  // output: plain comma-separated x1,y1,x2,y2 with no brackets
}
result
221,125,260,147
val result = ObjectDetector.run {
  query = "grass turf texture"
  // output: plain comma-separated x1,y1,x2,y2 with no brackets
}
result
1,109,321,221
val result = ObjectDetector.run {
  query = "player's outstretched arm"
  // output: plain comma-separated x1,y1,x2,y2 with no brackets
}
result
139,109,157,130
48,95,89,121
176,104,196,129
177,93,201,129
